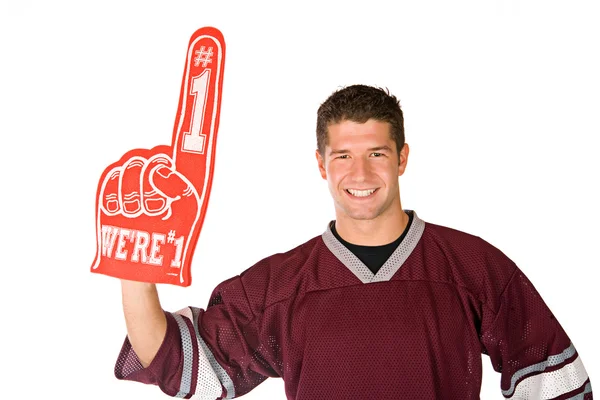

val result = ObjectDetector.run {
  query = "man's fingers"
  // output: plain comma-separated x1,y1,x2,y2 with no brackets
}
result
170,26,225,193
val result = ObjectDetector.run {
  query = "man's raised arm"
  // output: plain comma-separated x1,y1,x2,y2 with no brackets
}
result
120,280,167,368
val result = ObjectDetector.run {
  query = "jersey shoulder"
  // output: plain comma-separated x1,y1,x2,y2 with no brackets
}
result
420,220,518,306
231,233,326,312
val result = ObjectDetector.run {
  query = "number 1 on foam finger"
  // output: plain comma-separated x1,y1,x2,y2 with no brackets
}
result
182,69,211,154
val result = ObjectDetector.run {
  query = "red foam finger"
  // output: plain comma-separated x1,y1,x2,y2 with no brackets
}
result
91,28,226,287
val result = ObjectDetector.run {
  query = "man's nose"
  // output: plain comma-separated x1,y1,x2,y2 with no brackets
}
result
350,157,370,182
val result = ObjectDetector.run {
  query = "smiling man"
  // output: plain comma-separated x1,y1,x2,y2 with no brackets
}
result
115,85,592,399
317,118,409,246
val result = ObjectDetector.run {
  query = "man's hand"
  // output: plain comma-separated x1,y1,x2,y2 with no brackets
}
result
91,27,226,286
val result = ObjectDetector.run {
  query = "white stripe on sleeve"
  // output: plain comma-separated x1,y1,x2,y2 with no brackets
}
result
509,356,589,399
175,307,224,399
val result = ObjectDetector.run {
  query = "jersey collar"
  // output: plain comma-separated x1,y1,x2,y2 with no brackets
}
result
321,210,426,283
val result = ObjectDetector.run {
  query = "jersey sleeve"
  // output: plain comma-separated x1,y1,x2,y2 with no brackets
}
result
114,276,277,399
480,267,593,399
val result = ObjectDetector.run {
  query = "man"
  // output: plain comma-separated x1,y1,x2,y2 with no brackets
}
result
115,85,592,399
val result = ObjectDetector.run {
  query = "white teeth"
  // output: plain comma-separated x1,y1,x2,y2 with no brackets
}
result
347,189,376,197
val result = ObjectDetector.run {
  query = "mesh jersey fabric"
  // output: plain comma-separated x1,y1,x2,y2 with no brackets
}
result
114,211,592,399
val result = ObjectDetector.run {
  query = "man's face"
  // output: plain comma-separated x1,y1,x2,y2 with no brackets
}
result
316,119,409,223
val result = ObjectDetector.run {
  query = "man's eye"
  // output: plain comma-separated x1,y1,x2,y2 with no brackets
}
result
371,152,384,157
337,155,350,159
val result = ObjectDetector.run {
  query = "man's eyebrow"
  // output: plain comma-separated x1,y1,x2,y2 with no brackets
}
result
368,145,393,152
329,149,350,156
328,145,393,157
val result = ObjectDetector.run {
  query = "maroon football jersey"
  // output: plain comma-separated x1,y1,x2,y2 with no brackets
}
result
115,211,592,399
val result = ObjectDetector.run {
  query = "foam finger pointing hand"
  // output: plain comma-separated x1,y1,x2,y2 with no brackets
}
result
91,27,226,287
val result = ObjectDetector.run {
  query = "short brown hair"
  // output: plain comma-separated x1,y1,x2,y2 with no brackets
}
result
316,85,405,157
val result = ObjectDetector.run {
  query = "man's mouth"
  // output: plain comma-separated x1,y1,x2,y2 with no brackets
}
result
346,188,377,197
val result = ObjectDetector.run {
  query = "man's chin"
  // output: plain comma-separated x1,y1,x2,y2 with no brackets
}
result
338,209,380,222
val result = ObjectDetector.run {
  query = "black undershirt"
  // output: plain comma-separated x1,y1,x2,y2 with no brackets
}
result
331,211,414,275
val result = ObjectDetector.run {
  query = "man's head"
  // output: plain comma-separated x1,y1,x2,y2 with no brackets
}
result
315,85,409,230
316,85,405,159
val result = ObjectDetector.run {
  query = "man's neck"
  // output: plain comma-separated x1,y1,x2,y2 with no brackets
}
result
334,207,409,246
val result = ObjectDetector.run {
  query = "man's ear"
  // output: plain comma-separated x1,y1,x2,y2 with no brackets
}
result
316,150,327,180
398,143,409,176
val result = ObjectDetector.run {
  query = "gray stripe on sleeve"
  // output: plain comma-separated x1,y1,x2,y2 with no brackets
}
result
502,343,577,397
172,313,194,397
191,306,236,399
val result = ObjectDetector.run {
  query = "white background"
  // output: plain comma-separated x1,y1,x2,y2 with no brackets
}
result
1,0,598,398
